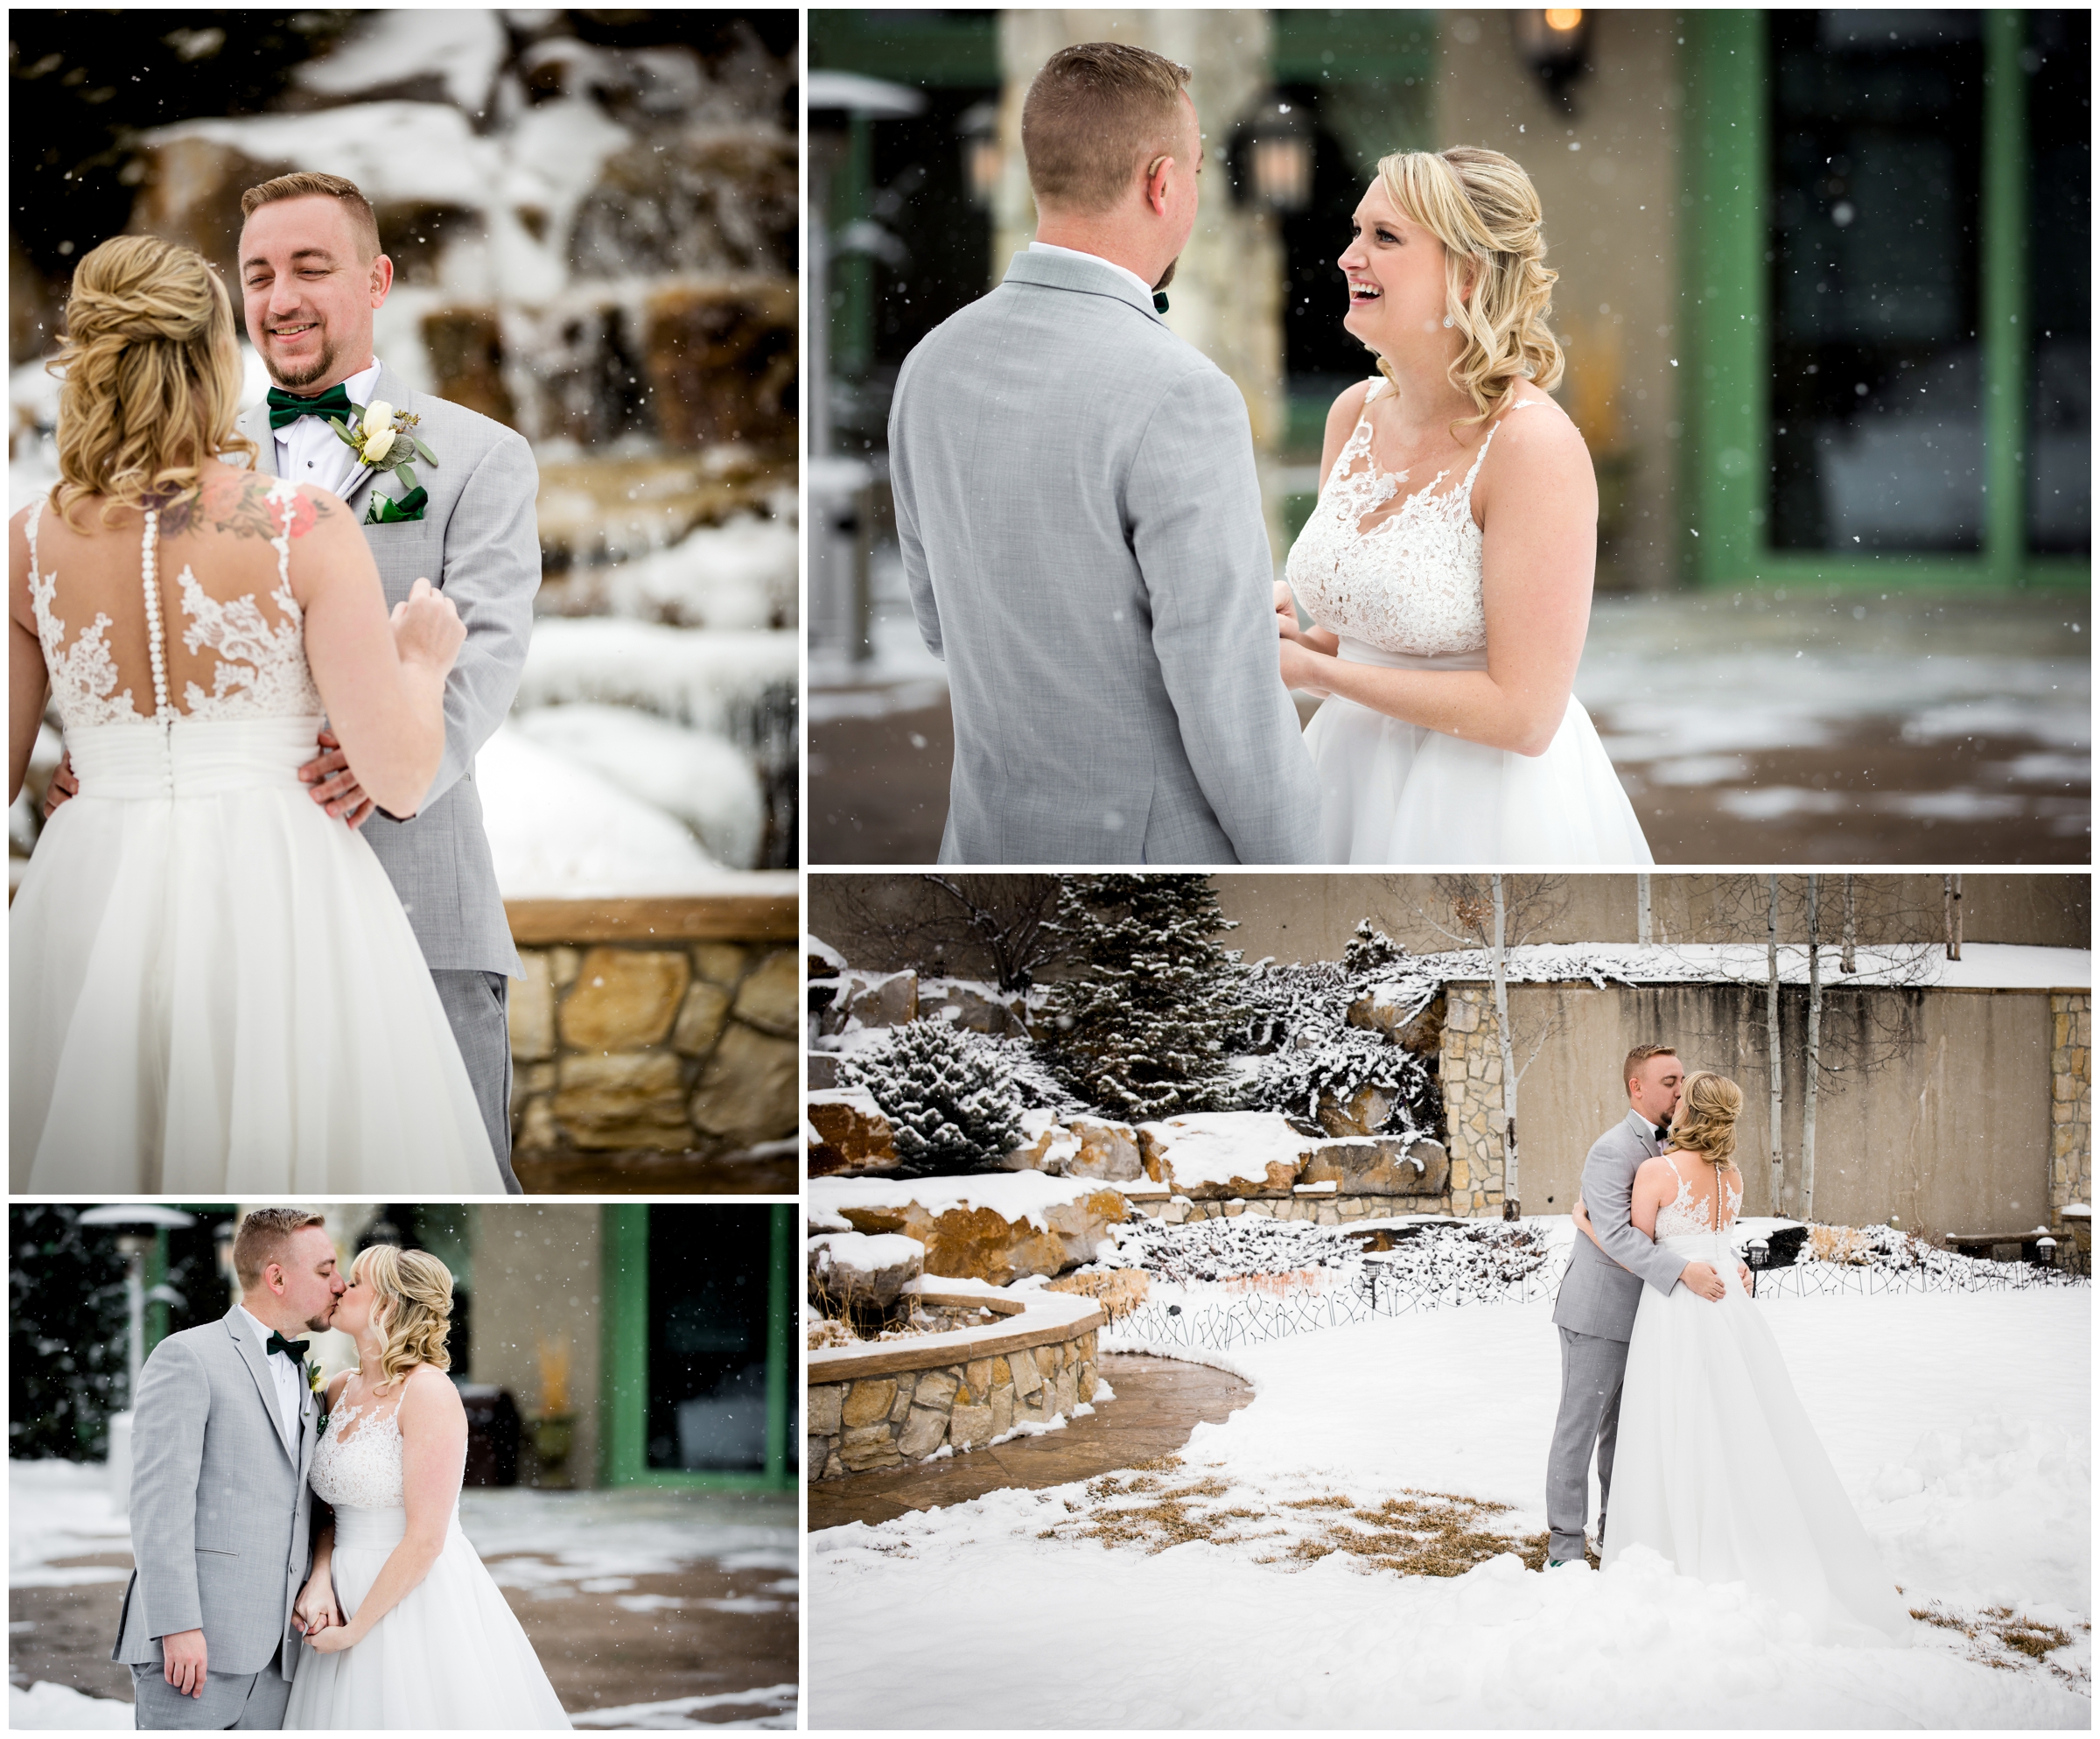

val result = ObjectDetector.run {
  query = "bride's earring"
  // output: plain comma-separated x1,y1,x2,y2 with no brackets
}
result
1442,314,1454,329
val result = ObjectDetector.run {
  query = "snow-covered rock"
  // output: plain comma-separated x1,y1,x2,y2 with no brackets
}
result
808,1175,1130,1286
805,1089,896,1179
808,1231,923,1310
1004,1111,1142,1182
1139,1112,1321,1199
1300,1137,1450,1199
918,978,1028,1037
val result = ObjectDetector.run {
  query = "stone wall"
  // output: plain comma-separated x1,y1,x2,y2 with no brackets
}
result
808,1299,1103,1480
2051,992,2091,1224
506,895,798,1191
1439,986,1508,1217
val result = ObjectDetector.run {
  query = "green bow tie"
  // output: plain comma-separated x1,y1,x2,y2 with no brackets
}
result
266,384,357,432
1153,291,1170,314
265,1331,310,1363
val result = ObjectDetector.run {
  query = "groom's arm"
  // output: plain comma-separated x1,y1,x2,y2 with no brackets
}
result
394,430,541,817
888,362,942,661
1127,366,1321,864
128,1338,209,1644
1578,1144,1685,1298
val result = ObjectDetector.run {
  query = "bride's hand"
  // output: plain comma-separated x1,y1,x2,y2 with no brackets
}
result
389,577,466,675
291,1574,340,1637
306,1622,360,1655
1278,636,1331,697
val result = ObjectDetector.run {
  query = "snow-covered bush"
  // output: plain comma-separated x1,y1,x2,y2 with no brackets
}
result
841,1020,1026,1175
1237,923,1442,1142
1043,874,1247,1121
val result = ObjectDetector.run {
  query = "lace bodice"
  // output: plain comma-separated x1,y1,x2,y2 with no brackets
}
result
1654,1153,1742,1240
310,1399,406,1511
1284,379,1538,657
24,487,324,736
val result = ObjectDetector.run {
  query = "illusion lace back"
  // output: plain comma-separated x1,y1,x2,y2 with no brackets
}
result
1283,376,1530,661
285,1379,571,1729
1653,1154,1743,1240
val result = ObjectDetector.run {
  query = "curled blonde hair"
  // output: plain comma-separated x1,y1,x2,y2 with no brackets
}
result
1370,145,1564,430
351,1245,455,1390
51,234,256,529
1668,1070,1743,1175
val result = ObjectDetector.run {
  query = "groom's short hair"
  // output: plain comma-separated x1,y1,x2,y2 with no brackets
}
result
1023,42,1193,214
234,1207,327,1290
239,172,382,263
1623,1044,1678,1097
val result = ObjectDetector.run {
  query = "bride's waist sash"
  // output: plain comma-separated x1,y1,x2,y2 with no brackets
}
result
331,1504,464,1551
66,714,326,800
1334,637,1488,674
1657,1231,1738,1255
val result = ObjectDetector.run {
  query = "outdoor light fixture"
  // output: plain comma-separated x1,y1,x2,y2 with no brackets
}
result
1745,1233,1770,1296
1231,94,1314,214
1515,8,1593,113
958,101,1001,210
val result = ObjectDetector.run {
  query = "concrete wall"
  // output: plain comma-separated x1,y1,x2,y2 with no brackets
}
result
1432,10,1686,592
1498,983,2056,1238
469,1205,605,1489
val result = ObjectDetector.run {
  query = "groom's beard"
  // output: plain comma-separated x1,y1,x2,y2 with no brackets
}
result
1153,256,1178,294
264,329,343,393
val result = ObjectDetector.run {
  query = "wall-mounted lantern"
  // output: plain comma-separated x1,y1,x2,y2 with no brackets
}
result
1231,94,1314,214
1515,8,1593,114
958,101,1002,210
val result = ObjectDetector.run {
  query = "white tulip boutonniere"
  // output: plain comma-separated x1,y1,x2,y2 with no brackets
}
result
331,400,438,524
305,1358,329,1434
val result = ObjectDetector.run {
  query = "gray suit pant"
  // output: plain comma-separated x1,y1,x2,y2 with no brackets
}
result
130,1649,291,1730
432,968,521,1194
1546,1326,1630,1562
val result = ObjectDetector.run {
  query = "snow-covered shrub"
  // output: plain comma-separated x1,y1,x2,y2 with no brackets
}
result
1043,874,1247,1120
1236,923,1442,1141
841,1020,1026,1175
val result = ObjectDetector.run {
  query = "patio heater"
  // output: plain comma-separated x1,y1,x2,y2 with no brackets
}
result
77,1204,196,1511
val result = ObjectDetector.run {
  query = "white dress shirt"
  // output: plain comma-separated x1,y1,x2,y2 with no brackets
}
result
272,359,384,500
237,1303,306,1448
1026,241,1156,303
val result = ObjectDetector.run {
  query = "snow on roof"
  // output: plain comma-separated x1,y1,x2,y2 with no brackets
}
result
1373,942,2089,998
809,1173,1124,1235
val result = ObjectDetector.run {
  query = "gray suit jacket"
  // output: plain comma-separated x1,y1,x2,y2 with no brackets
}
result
113,1308,319,1679
1551,1108,1688,1340
889,249,1321,865
236,361,538,976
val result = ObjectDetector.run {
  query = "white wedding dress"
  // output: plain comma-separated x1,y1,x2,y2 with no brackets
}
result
1601,1156,1911,1643
284,1392,570,1729
10,490,503,1191
1284,378,1653,863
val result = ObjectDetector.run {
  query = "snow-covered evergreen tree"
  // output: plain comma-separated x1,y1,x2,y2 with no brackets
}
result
843,1020,1026,1175
1042,874,1246,1120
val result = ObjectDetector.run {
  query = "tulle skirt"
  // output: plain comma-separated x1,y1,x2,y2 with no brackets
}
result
10,716,503,1193
1302,642,1653,865
284,1506,570,1729
1602,1232,1911,1644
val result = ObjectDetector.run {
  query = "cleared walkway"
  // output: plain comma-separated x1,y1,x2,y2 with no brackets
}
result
807,1352,1254,1532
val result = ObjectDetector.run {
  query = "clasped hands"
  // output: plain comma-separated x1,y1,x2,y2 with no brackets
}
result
293,1571,358,1653
1273,581,1334,698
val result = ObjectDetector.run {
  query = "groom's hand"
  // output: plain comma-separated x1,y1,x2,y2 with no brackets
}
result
161,1628,207,1698
1679,1260,1726,1301
40,751,77,820
298,729,375,829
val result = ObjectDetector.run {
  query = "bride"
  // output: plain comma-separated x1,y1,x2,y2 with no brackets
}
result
1278,146,1651,865
285,1243,570,1729
1574,1071,1910,1641
7,234,502,1189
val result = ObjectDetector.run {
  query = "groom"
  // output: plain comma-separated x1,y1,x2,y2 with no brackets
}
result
46,171,539,1184
1544,1045,1741,1567
887,42,1320,865
114,1208,345,1728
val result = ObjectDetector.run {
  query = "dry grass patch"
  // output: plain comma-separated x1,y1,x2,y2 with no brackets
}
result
1909,1602,2085,1684
1302,1489,1542,1579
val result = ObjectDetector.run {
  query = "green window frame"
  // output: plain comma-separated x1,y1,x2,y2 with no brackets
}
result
1682,9,2085,590
598,1204,794,1491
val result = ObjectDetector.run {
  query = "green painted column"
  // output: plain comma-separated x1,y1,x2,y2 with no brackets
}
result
1981,10,2028,587
832,112,875,381
765,1204,791,1485
1682,11,1768,586
598,1205,649,1487
145,1228,171,1354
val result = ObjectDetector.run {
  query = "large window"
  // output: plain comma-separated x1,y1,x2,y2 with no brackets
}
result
2026,11,2090,553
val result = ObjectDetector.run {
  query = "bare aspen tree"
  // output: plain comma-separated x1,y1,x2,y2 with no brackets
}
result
1767,873,1785,1214
1943,874,1964,960
1841,874,1858,974
1636,873,1652,944
1802,874,1824,1220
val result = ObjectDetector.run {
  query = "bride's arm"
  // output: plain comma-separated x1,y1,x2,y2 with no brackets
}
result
9,511,48,805
283,484,466,818
1276,403,1597,755
304,1367,466,1654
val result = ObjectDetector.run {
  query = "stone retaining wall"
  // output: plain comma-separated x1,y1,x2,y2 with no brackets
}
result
506,894,798,1189
2051,992,2091,1225
808,1294,1105,1480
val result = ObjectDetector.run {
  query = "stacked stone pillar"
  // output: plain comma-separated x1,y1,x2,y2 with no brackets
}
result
2049,992,2091,1226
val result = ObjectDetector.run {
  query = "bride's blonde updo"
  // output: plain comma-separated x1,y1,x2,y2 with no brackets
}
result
1370,145,1564,429
50,233,256,529
351,1245,455,1390
1669,1071,1744,1174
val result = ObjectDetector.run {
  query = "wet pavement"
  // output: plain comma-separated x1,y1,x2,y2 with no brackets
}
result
806,1352,1255,1532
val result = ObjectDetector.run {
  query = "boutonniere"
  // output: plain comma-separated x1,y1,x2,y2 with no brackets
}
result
304,1359,329,1434
331,399,437,524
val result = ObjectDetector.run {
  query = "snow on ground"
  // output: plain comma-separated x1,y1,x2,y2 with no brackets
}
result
7,1683,130,1730
570,1683,798,1729
8,1458,131,1587
811,1287,2090,1728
